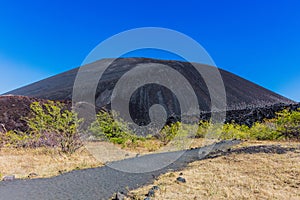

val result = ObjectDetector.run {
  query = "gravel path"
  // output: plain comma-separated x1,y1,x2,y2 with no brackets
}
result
0,140,242,200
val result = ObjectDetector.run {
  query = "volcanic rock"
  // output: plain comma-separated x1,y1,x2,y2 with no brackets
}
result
0,95,71,132
147,189,155,197
176,177,186,183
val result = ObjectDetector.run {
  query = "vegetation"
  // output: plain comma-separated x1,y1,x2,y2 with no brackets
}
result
276,108,300,140
26,101,83,154
0,147,102,179
0,101,83,154
195,108,300,141
92,107,300,143
157,121,181,144
88,107,299,151
89,111,192,149
89,110,145,147
0,103,299,154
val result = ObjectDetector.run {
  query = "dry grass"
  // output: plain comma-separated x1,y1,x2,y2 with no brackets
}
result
122,139,164,153
127,141,300,200
0,147,103,179
0,138,186,180
86,138,299,163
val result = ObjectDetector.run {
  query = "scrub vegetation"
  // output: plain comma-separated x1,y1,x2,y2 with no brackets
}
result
1,102,300,154
89,107,300,146
1,101,82,154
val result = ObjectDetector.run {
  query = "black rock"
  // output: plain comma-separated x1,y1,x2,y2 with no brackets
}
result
151,185,160,191
176,177,186,183
28,172,38,178
147,189,155,197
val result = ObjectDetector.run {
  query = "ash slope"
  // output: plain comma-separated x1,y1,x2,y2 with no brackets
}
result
6,58,295,113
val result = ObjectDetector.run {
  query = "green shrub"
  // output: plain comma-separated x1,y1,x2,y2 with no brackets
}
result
196,121,210,138
89,107,300,148
2,130,30,148
195,122,224,139
25,101,83,154
194,108,300,141
0,127,28,148
89,110,142,147
220,123,250,140
158,121,181,144
248,121,279,140
275,108,300,140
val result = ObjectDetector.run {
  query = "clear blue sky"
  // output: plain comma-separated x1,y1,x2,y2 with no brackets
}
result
0,0,299,101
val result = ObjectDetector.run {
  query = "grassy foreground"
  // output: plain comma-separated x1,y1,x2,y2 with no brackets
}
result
125,141,300,200
1,139,299,183
0,146,102,179
0,138,222,179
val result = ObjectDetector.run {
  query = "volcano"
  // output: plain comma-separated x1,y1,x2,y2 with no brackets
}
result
4,58,296,127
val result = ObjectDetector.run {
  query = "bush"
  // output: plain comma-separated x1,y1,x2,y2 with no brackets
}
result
249,121,279,140
87,107,300,150
158,121,181,144
196,122,246,140
89,110,142,147
221,123,250,140
275,108,300,140
193,108,300,141
0,122,31,148
25,101,83,154
196,121,210,138
1,130,30,148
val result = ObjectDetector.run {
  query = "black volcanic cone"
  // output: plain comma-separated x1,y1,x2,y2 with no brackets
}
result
5,58,295,124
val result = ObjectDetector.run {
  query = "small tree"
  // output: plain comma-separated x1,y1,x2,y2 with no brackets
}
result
196,120,210,138
26,101,83,154
275,108,300,140
89,110,140,146
158,121,181,144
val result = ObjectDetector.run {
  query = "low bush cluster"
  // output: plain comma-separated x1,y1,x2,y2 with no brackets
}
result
195,108,300,141
89,112,194,148
1,103,299,153
89,110,145,148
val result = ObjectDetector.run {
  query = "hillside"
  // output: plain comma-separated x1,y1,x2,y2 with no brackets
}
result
7,58,294,107
3,58,296,129
7,58,295,117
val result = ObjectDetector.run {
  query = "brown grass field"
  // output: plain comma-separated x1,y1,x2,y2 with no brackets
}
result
126,141,300,200
0,147,103,179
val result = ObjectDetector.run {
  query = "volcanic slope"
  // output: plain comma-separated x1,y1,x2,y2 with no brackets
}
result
6,58,295,121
